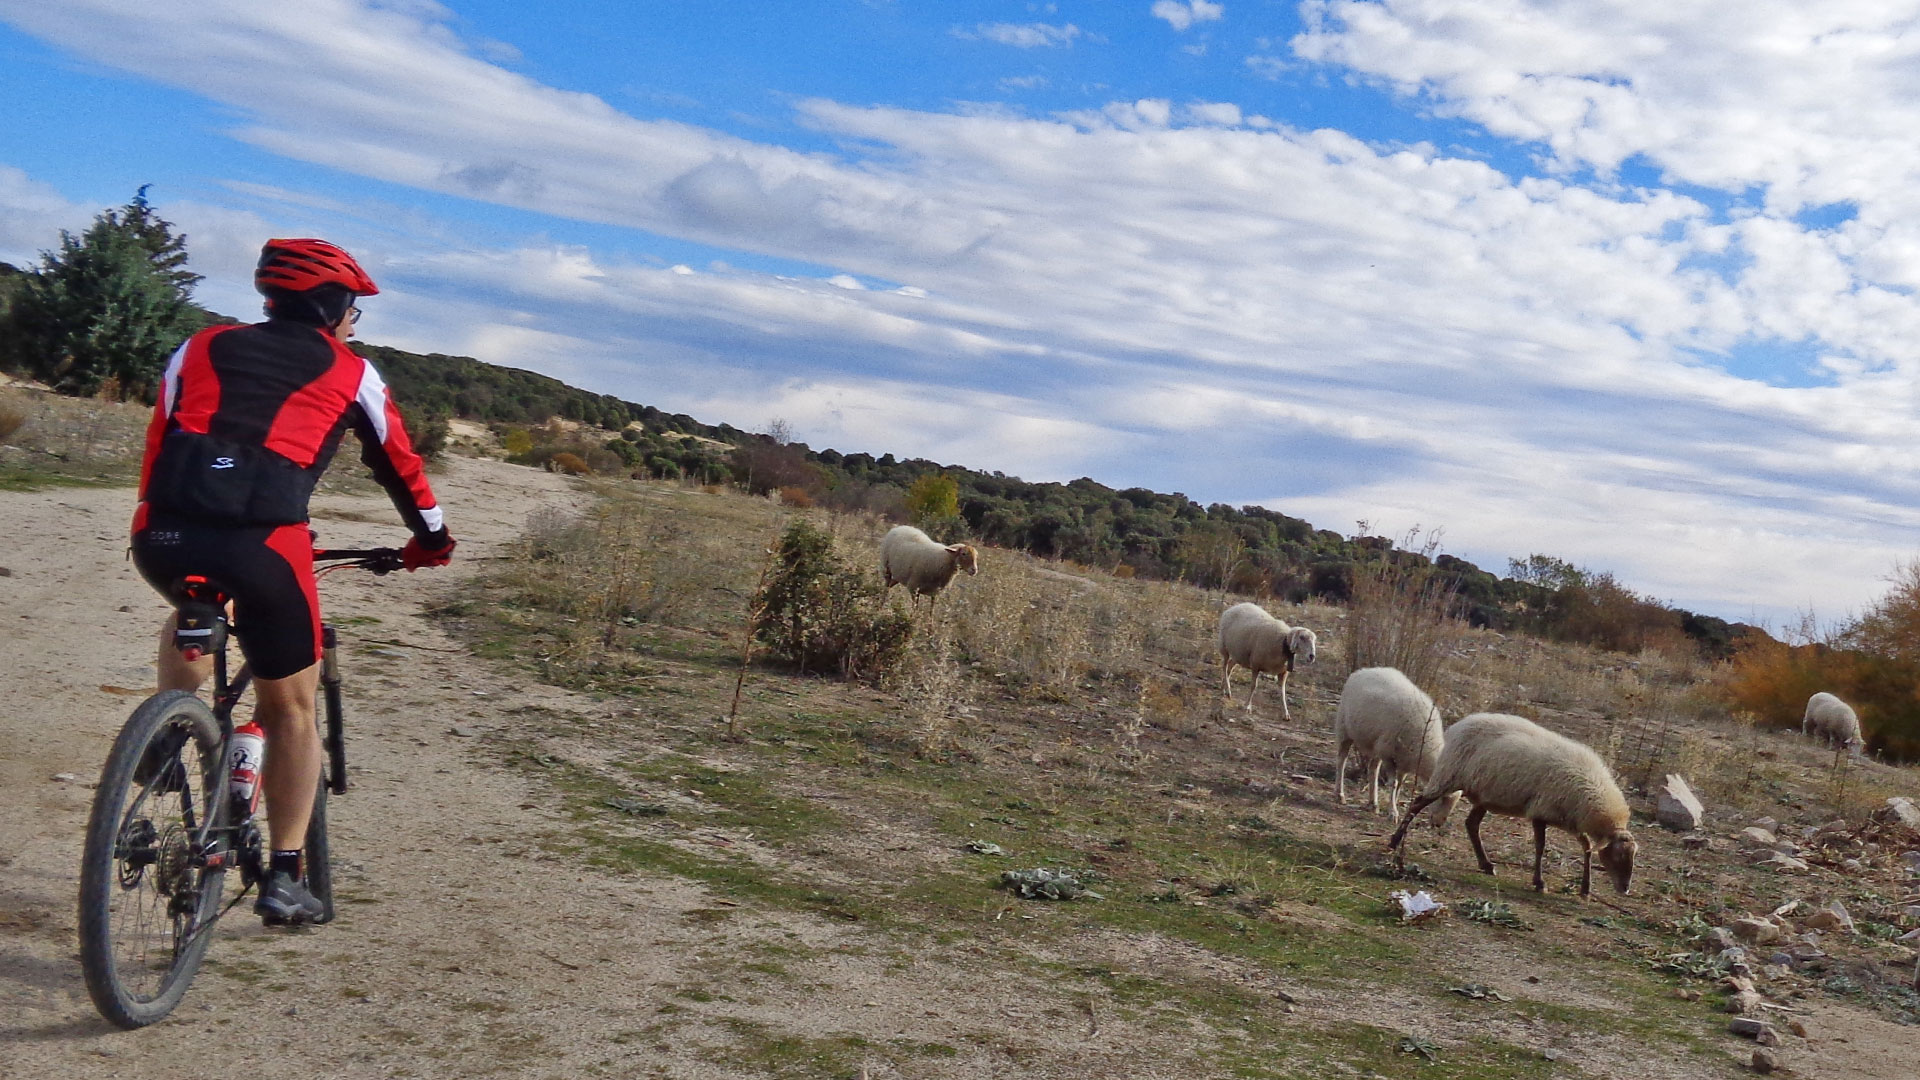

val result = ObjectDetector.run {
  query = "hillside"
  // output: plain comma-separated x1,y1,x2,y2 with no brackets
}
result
347,335,1762,662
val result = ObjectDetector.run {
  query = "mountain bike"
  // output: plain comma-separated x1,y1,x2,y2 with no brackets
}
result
78,547,404,1029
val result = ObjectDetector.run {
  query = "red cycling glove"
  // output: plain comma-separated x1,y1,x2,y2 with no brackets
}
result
402,529,456,571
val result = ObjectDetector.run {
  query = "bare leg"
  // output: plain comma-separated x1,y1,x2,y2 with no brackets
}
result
254,664,322,852
1466,805,1495,875
1335,741,1351,804
1532,819,1550,893
156,614,213,693
1388,793,1440,863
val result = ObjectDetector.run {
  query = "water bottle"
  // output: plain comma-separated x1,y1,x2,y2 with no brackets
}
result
228,721,267,820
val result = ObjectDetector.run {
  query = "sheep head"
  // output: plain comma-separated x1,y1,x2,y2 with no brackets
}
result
1599,831,1637,895
1287,627,1318,666
946,543,979,576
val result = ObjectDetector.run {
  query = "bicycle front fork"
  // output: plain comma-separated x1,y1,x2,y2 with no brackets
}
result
320,625,348,795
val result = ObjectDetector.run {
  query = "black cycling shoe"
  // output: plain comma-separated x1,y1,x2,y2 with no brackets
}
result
133,726,189,793
254,871,326,926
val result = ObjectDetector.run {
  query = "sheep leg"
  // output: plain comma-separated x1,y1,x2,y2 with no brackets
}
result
1388,793,1441,862
1386,773,1401,822
1220,657,1233,702
1335,741,1351,805
1577,832,1593,898
1466,805,1495,875
1368,759,1382,814
1244,671,1261,714
1532,819,1550,893
1276,668,1292,721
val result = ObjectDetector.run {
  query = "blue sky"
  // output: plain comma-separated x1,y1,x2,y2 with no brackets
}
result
4,0,1920,628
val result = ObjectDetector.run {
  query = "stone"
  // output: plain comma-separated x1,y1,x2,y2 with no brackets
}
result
1841,859,1865,873
1751,1048,1778,1074
450,725,478,738
1879,797,1920,829
1705,927,1740,953
1757,853,1811,873
1656,774,1705,831
50,772,77,783
1787,1019,1810,1039
1729,1017,1778,1043
1726,990,1763,1016
1767,951,1795,968
1733,918,1783,945
1739,826,1778,847
1826,900,1856,934
1903,850,1920,874
1682,833,1714,851
1753,816,1779,833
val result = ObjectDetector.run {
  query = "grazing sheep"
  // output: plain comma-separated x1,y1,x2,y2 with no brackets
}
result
1803,692,1865,757
1388,713,1637,898
880,525,978,607
1333,667,1457,824
1217,602,1317,721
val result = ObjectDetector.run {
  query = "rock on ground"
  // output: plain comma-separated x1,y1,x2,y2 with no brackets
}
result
1656,773,1704,831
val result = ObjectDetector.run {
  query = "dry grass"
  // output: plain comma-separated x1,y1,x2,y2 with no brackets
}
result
0,383,148,486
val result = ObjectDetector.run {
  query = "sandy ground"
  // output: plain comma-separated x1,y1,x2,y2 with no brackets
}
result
3,454,1917,1079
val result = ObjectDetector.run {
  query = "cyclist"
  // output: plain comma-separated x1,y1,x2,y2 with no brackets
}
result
130,238,455,924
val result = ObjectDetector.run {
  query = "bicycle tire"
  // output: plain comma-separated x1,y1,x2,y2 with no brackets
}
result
303,776,334,924
78,690,229,1028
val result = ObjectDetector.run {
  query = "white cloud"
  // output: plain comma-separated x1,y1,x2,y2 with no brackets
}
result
1151,1,1224,32
959,22,1081,48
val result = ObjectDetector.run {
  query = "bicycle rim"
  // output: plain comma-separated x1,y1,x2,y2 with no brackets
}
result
78,691,228,1028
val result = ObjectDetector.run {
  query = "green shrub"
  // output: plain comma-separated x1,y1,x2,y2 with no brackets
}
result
755,519,910,683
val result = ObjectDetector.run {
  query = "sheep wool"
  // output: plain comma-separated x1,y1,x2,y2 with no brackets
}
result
1389,712,1636,898
1333,667,1452,822
880,525,978,605
1803,692,1864,755
1217,602,1317,721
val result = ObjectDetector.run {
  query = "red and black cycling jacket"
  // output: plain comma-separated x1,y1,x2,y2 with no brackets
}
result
134,320,444,540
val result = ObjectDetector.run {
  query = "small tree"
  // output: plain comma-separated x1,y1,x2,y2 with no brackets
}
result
904,473,960,528
4,188,202,399
754,519,911,682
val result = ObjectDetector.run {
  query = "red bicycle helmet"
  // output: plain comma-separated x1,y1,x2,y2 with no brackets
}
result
254,238,380,296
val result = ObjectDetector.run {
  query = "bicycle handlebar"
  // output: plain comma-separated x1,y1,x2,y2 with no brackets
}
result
312,547,406,575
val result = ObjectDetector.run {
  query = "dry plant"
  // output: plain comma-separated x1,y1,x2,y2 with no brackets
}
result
1342,528,1468,689
896,620,971,753
0,393,27,443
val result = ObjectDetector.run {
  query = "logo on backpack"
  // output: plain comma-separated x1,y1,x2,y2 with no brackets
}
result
212,457,236,470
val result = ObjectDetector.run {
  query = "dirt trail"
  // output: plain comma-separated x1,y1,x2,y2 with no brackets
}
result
0,457,1188,1080
3,456,1916,1079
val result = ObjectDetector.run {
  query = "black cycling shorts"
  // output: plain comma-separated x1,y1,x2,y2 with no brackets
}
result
131,512,321,680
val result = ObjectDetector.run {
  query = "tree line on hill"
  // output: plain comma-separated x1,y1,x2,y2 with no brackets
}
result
18,189,1920,759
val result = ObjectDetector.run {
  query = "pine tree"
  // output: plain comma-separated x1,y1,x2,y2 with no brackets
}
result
3,187,203,399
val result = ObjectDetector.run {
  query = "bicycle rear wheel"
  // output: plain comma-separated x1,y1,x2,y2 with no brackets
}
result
78,691,229,1028
303,777,334,924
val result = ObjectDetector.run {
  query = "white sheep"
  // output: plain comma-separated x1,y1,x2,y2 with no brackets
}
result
1802,692,1865,758
880,525,978,607
1388,712,1637,898
1217,602,1317,721
1333,667,1456,824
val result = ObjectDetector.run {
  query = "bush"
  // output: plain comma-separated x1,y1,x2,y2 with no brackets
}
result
551,452,590,475
754,519,911,682
1342,532,1467,690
